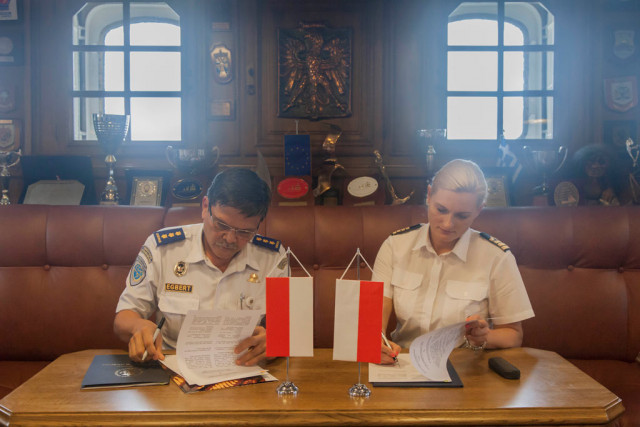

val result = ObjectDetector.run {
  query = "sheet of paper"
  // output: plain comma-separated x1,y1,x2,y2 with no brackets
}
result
369,353,441,382
409,321,466,382
176,310,265,385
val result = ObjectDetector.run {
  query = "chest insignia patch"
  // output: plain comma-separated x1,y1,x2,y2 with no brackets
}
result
174,261,187,277
165,283,193,293
479,232,511,252
154,228,185,246
129,256,147,286
140,245,153,264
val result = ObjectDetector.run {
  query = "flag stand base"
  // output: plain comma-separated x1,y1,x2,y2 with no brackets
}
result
277,381,299,395
348,383,371,397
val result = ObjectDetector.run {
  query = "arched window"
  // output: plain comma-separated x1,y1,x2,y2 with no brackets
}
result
72,1,182,142
447,1,554,141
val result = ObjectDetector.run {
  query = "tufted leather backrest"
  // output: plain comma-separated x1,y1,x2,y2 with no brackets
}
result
1,204,639,362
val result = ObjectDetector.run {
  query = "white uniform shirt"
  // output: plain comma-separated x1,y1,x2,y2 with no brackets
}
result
372,224,534,348
116,223,288,348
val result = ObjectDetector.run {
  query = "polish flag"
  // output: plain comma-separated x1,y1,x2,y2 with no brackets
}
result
266,277,314,357
332,279,383,363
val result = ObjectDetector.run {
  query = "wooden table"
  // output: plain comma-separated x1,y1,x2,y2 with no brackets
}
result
0,347,624,426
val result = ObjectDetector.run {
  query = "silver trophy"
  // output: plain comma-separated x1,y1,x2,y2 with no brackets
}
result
417,129,447,185
522,145,568,195
165,145,219,176
93,114,130,204
0,149,21,205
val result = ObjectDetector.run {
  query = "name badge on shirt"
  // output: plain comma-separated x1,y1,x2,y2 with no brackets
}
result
165,283,193,293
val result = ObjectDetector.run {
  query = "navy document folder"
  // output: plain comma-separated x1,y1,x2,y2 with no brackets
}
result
81,354,171,389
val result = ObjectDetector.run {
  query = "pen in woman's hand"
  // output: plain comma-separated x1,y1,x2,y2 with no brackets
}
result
381,331,398,364
142,317,165,362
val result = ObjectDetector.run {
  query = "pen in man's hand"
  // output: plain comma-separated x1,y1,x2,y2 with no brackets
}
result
142,317,165,362
381,331,398,364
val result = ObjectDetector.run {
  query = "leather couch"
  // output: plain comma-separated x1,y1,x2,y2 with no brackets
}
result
1,204,639,425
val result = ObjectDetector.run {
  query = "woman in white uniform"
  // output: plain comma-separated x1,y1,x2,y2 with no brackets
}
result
372,159,534,364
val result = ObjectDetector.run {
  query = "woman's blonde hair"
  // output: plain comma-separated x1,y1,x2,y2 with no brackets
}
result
430,159,488,207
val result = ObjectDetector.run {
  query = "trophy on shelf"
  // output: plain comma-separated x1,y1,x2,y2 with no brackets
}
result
93,114,130,205
165,145,219,206
0,149,21,205
417,129,447,185
522,145,568,197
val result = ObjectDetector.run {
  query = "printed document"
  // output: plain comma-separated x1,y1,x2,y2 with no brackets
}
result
369,321,467,383
164,310,266,386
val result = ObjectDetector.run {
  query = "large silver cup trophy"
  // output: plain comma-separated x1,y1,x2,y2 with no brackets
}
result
522,145,568,195
165,145,219,204
0,149,21,205
93,114,130,204
417,129,447,185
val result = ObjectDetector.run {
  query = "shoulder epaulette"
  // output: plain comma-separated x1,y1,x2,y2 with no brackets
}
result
252,234,282,252
391,224,423,236
479,232,510,252
154,227,186,246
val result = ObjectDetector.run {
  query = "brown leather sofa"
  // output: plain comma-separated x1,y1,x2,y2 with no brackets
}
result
1,204,639,425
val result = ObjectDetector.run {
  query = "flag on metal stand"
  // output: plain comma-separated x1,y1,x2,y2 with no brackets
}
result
265,276,314,358
332,279,384,364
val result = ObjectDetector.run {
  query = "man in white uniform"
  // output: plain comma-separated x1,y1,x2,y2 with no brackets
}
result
114,168,287,366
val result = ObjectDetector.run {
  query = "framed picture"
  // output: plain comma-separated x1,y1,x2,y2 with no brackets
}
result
0,29,24,65
130,177,163,206
0,0,19,21
125,169,171,206
604,120,637,152
0,118,20,150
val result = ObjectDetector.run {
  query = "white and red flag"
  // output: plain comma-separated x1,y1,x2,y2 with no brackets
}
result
332,279,384,363
266,276,314,357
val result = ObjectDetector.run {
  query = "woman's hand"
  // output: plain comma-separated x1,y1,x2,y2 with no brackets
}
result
380,338,402,365
465,315,490,348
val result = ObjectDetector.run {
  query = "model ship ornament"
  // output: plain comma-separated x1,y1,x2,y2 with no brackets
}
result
373,150,413,205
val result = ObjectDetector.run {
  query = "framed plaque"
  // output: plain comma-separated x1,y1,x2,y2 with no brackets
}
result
342,175,385,206
484,175,509,207
273,176,313,206
125,169,171,206
0,118,19,151
130,177,163,206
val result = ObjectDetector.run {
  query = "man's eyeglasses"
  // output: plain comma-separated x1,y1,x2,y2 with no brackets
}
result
210,213,257,241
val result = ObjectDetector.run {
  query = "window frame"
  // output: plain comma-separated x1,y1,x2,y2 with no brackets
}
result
445,0,554,143
71,0,183,144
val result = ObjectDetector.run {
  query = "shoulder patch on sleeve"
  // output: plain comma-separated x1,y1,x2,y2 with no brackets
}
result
391,224,423,236
154,227,186,246
251,234,282,252
129,255,147,286
479,232,511,252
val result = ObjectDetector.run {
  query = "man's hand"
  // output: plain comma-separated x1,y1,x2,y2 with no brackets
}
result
128,318,164,363
465,315,490,347
380,338,401,365
234,326,267,366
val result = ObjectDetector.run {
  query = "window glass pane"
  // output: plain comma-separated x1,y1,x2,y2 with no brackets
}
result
447,97,497,140
130,3,180,46
448,52,497,91
505,52,554,91
503,51,524,91
73,97,125,140
130,97,181,140
503,96,523,138
130,52,181,91
505,2,554,46
73,3,123,46
73,52,124,91
505,96,553,139
448,18,497,46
